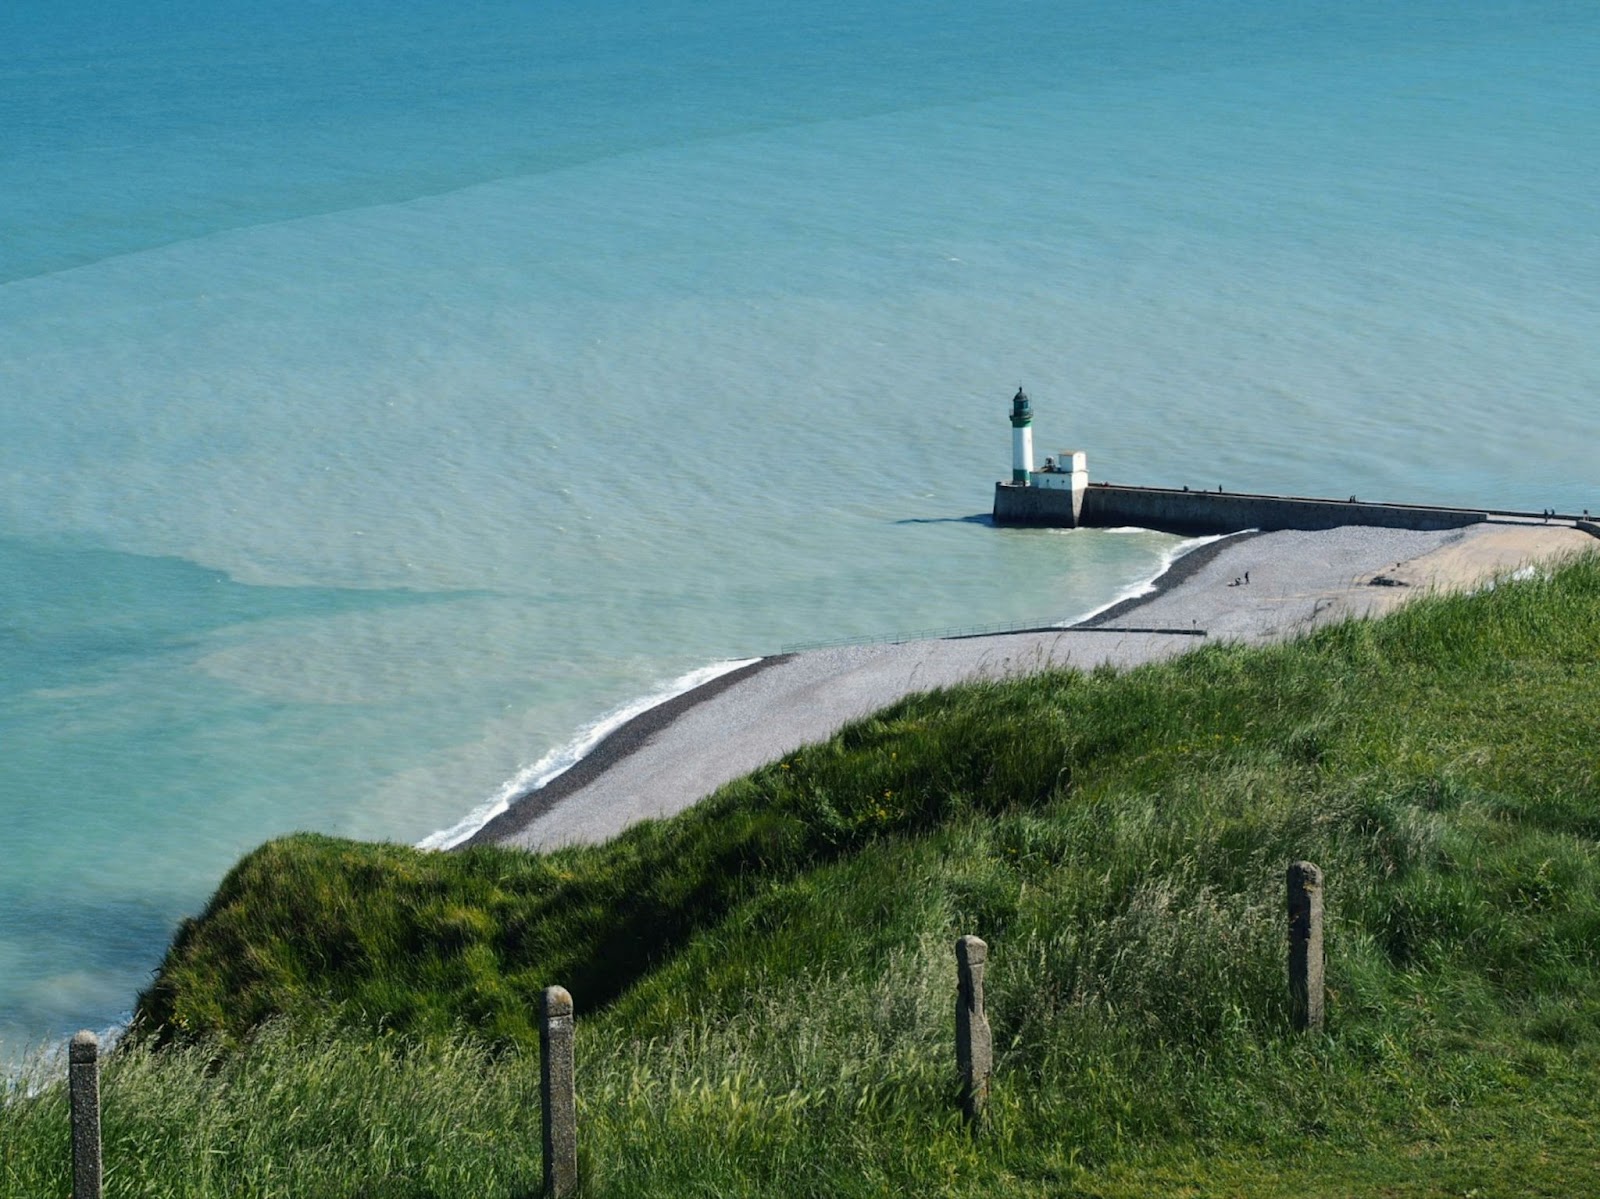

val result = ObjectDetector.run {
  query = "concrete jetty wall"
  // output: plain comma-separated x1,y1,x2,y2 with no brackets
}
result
994,481,1492,536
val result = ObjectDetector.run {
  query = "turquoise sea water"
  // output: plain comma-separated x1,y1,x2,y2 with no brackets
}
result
3,1,1597,1059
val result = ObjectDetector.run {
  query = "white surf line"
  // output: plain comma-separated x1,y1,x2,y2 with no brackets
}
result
2,1015,129,1095
416,657,763,851
1057,530,1237,627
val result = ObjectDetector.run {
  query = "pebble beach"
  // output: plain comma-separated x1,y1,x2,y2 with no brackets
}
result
476,522,1599,853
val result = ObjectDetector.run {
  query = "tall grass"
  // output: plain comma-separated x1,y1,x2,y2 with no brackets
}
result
5,555,1599,1196
3,1021,543,1199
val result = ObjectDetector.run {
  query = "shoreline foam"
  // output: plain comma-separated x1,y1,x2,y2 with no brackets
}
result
420,657,764,850
1064,530,1245,628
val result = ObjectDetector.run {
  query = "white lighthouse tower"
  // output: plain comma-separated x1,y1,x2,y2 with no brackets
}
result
1010,386,1034,484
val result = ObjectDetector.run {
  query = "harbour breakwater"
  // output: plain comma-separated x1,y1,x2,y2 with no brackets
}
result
994,480,1599,538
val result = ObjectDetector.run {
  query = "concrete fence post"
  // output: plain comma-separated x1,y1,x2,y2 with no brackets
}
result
69,1030,102,1199
540,986,578,1198
955,935,992,1127
1287,861,1325,1032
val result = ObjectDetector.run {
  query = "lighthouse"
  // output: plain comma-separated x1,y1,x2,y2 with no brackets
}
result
997,388,1090,525
1010,386,1034,483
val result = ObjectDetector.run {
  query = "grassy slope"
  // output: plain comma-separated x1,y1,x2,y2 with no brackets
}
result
6,556,1600,1197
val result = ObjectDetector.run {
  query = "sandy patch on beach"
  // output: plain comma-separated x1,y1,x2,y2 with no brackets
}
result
1353,524,1595,602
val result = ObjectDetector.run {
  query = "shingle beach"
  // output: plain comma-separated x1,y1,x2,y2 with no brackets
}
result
472,522,1596,853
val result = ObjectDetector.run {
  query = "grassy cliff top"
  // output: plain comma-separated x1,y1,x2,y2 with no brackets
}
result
9,555,1600,1196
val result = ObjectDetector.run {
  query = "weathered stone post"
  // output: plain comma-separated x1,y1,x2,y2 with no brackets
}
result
1287,861,1325,1032
540,986,577,1198
69,1030,102,1199
955,935,992,1127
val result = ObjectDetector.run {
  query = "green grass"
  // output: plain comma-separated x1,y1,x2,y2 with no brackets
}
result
6,554,1600,1196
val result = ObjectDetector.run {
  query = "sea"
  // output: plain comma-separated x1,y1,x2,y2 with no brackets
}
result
2,0,1596,1064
